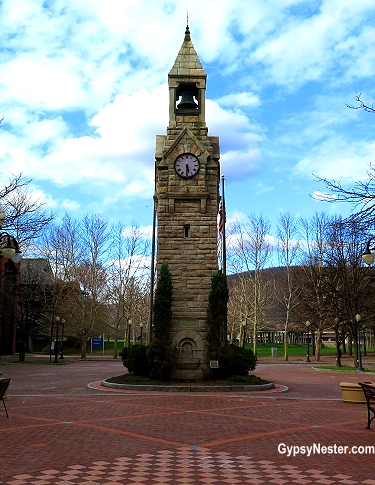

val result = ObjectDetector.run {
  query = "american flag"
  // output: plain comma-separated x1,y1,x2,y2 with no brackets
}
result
218,198,226,237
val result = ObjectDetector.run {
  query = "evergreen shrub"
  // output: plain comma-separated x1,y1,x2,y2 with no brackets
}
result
147,262,175,380
120,344,149,377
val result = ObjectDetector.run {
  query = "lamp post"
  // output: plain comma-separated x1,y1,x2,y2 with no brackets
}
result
241,320,246,348
139,322,144,345
54,316,60,363
60,319,65,359
0,209,23,264
334,317,342,367
305,321,311,363
0,209,23,357
355,314,364,372
127,319,132,347
361,237,375,265
49,314,54,362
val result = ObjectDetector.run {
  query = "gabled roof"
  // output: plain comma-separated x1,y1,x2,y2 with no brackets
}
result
20,258,53,285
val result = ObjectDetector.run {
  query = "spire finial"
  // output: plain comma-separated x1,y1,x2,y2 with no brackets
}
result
185,10,191,40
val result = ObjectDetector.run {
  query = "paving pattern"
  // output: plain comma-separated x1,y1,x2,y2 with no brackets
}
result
1,356,375,484
6,447,374,485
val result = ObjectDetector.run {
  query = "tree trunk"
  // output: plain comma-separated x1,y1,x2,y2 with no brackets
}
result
284,329,288,361
315,328,322,361
253,317,257,355
80,331,87,359
348,337,353,356
113,333,118,359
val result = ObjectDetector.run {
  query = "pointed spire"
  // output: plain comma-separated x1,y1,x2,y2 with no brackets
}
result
185,10,190,41
169,23,206,78
185,24,191,42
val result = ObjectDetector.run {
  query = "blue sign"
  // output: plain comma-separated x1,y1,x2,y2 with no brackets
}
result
92,338,103,346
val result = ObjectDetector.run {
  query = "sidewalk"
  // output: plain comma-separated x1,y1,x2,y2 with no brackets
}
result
0,355,374,484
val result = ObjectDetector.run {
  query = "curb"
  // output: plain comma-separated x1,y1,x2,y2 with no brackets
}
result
100,379,276,392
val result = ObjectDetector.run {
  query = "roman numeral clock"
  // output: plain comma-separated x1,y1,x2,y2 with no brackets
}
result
154,24,221,379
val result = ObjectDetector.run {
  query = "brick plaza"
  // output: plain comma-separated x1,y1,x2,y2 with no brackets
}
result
1,355,374,484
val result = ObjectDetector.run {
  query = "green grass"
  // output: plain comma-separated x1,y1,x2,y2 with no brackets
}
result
248,343,336,357
18,341,375,361
314,365,375,373
6,360,69,365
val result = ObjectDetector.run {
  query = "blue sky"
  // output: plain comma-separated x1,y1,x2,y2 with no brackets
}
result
1,0,375,248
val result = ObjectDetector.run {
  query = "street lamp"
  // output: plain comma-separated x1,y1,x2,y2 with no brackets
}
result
0,209,23,263
54,316,60,363
127,319,132,348
334,317,342,367
305,321,311,363
241,320,246,348
139,322,144,345
361,237,375,265
60,319,65,359
0,209,23,357
355,314,364,372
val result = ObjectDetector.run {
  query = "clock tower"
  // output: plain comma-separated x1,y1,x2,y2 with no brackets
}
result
155,24,220,379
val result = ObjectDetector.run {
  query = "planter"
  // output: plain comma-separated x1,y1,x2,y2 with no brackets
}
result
340,382,366,403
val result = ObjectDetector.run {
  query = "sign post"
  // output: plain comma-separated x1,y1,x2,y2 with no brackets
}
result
91,337,104,355
210,360,219,383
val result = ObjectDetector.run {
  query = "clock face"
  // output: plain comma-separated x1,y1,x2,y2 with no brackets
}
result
174,153,200,178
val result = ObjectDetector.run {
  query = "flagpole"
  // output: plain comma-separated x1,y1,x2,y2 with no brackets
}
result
221,174,226,275
147,190,156,345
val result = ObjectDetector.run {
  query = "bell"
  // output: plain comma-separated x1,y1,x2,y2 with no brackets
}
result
177,91,198,110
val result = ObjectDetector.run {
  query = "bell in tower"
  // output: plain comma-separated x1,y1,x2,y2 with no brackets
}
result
176,83,199,110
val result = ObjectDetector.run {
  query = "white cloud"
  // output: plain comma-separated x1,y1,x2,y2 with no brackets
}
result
1,0,375,229
1,56,87,111
294,137,375,182
60,199,81,211
217,92,261,109
0,81,264,210
248,1,375,89
206,100,264,179
312,191,336,202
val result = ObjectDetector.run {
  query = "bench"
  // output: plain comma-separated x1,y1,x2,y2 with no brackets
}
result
358,382,375,429
0,378,11,418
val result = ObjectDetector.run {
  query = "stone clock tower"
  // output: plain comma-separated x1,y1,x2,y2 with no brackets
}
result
155,24,220,379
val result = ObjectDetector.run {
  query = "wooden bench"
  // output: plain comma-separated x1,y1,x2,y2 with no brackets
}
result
0,378,11,418
358,382,375,429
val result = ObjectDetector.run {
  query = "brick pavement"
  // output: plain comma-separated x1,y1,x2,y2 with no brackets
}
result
0,355,375,484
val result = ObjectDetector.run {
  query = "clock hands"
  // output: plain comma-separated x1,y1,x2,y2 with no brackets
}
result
174,154,199,177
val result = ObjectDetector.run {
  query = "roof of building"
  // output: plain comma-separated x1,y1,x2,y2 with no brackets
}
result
168,24,206,79
20,258,53,285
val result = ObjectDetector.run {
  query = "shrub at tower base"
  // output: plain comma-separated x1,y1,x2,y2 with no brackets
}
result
146,262,176,380
206,270,257,379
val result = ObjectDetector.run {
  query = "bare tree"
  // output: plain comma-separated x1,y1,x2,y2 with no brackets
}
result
227,275,254,345
314,165,375,229
275,213,301,361
323,218,375,366
228,215,273,354
106,223,150,358
298,213,333,361
16,260,53,361
346,94,375,113
1,176,55,253
315,94,375,228
38,214,111,358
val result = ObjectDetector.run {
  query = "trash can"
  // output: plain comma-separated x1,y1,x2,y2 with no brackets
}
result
271,347,278,357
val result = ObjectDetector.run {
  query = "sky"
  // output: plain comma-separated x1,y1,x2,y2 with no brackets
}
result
1,0,375,252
